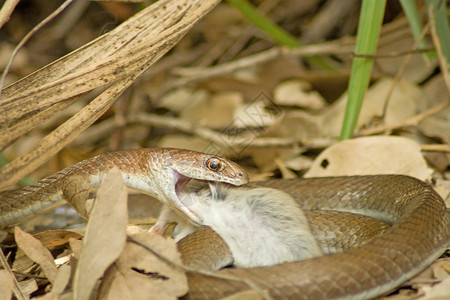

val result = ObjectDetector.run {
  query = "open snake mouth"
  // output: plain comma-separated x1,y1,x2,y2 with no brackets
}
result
173,172,209,224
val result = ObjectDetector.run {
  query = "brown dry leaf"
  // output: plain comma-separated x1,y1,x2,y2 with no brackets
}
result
431,260,450,281
234,100,279,128
181,91,243,128
264,77,421,143
98,233,188,300
14,226,58,284
158,88,209,113
273,79,327,109
73,168,128,300
435,179,450,208
421,276,450,300
405,257,449,286
219,290,264,300
46,265,71,297
249,147,304,173
274,158,297,179
418,76,450,144
18,278,38,298
263,110,323,140
158,134,213,153
305,136,433,180
69,237,83,260
322,77,422,137
98,264,133,300
12,245,33,271
284,155,313,172
0,269,13,300
33,229,83,248
375,35,437,83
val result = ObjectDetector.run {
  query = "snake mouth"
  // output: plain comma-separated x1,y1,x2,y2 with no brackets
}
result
173,172,207,224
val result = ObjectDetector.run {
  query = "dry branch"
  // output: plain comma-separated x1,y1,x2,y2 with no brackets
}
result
0,0,221,190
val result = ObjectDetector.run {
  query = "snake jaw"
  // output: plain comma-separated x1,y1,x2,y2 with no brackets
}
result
171,171,203,225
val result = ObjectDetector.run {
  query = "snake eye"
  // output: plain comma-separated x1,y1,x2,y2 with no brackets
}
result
206,158,222,172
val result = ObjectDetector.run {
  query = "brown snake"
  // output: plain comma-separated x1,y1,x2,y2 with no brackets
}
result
0,148,449,299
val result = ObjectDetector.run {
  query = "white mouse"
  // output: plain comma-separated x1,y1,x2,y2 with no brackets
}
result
173,183,323,268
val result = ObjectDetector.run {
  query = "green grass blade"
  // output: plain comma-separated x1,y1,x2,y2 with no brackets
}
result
340,0,387,140
400,0,431,62
426,0,450,69
226,0,334,70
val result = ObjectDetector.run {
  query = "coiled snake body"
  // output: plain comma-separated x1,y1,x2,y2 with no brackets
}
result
0,148,449,299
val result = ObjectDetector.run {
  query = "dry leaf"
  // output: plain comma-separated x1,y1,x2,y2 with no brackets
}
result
0,270,13,300
274,158,297,179
18,278,38,298
158,88,209,113
14,226,58,284
69,237,83,260
322,77,422,137
305,136,433,180
181,91,243,128
0,230,6,242
33,229,83,248
284,155,313,171
98,233,188,300
234,100,278,128
421,276,450,299
263,110,323,140
250,147,304,172
158,134,212,153
434,179,450,207
418,76,450,144
98,264,133,300
375,37,437,83
274,79,326,109
46,264,71,297
219,290,264,300
73,168,128,300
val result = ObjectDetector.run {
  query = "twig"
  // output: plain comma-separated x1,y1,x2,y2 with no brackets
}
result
354,47,434,58
0,243,26,300
421,144,450,153
429,3,450,93
134,113,334,149
358,100,450,136
0,0,19,28
161,42,353,94
379,13,434,120
0,0,75,100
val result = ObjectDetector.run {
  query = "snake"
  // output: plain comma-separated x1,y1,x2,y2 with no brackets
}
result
0,148,449,300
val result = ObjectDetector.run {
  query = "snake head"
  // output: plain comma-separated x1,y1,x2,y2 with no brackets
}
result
150,148,249,223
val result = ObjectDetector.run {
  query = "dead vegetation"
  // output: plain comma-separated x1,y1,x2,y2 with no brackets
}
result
0,0,449,299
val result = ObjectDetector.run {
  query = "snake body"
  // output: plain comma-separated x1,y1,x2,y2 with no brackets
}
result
0,148,449,299
185,176,450,299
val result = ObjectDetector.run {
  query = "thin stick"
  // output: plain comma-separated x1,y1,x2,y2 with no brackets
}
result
421,144,450,153
0,245,26,300
379,15,433,120
358,100,449,136
0,0,19,28
0,0,75,100
429,3,450,93
134,113,334,149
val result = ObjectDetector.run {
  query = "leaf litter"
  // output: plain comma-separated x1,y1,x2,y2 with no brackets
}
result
0,1,449,299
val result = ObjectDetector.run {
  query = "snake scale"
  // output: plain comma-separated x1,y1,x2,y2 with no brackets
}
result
0,148,449,299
